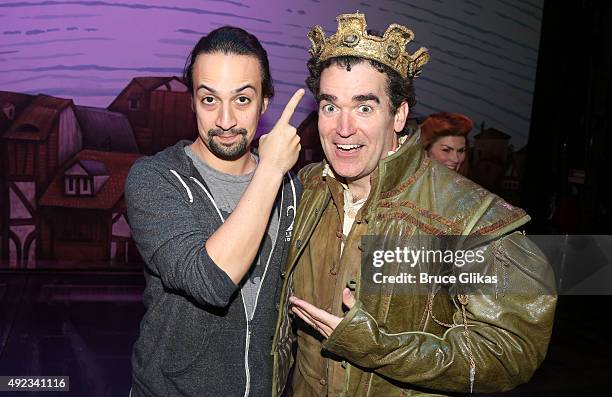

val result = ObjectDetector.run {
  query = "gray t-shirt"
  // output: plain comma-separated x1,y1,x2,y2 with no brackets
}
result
185,146,280,320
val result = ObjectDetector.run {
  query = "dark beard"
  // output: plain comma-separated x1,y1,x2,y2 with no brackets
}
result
206,127,249,161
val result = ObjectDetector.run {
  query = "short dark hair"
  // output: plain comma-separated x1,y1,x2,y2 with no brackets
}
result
306,55,416,120
183,26,274,98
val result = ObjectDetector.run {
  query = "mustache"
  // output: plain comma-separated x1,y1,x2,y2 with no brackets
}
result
208,128,248,137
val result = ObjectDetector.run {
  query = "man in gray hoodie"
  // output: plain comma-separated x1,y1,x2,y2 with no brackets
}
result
126,26,304,396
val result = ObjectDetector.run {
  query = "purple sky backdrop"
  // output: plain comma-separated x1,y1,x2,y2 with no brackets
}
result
0,0,543,147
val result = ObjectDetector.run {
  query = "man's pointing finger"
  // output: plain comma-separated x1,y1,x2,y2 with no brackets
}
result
276,88,305,126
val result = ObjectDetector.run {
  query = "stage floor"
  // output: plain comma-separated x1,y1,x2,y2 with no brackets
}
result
0,270,144,396
0,270,609,396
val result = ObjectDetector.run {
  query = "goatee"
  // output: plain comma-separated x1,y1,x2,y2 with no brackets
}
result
206,128,249,160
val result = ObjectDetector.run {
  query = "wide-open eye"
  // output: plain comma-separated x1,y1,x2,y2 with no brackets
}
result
236,96,251,105
358,105,373,113
321,103,336,113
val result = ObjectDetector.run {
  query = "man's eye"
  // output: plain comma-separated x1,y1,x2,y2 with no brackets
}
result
236,96,251,104
321,104,336,113
358,105,372,113
201,96,215,104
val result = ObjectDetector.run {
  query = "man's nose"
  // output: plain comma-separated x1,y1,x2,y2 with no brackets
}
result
336,111,356,137
216,103,237,131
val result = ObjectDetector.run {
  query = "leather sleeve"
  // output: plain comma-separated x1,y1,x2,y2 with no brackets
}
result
323,232,557,393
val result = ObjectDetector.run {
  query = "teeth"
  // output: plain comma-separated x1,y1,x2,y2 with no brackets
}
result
337,144,362,150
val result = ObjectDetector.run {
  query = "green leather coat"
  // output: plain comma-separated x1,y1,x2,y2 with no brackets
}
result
271,135,557,396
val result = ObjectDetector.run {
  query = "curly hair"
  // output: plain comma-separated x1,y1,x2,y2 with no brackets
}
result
306,55,416,120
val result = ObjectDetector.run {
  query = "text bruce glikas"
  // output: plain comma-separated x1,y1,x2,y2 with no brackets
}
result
370,247,498,285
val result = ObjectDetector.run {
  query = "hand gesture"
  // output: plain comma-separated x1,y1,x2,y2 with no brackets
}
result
289,288,357,338
258,88,305,175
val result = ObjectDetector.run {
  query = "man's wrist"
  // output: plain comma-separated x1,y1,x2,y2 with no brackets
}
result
255,161,286,181
324,300,363,347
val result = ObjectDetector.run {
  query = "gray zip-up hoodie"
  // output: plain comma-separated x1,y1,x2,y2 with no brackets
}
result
126,140,301,397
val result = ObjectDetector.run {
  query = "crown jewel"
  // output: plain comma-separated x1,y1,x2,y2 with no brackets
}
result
308,12,429,79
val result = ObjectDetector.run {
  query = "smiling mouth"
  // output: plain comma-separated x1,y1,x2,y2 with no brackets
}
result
336,144,364,152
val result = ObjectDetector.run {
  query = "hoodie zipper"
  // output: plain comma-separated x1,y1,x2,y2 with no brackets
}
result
242,317,252,397
187,173,294,397
240,183,284,397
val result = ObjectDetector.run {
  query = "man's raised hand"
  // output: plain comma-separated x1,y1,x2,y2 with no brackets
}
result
258,88,305,176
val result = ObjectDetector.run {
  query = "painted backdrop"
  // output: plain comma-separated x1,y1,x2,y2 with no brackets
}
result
0,0,543,267
1,0,543,146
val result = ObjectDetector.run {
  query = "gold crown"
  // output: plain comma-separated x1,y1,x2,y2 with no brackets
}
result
308,12,429,79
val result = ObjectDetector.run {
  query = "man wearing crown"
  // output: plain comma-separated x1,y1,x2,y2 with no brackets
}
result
270,12,556,396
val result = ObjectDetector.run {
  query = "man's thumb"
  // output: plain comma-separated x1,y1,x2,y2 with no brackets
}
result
343,288,356,309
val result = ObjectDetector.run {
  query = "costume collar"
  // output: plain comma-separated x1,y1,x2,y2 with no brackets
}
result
321,133,424,199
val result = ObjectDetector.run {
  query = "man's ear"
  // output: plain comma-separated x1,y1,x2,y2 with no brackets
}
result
394,101,409,133
190,96,195,112
260,97,269,115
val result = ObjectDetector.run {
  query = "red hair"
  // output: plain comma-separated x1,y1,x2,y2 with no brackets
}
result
420,112,473,150
420,112,473,177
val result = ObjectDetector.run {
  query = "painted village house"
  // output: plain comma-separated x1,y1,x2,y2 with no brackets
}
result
2,95,82,267
1,76,228,267
499,145,528,206
0,91,35,262
108,76,197,155
471,125,513,192
1,94,82,267
1,91,142,268
39,150,141,265
75,105,139,154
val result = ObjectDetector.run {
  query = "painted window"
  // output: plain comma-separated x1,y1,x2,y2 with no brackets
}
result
128,97,141,110
80,178,91,194
65,177,76,195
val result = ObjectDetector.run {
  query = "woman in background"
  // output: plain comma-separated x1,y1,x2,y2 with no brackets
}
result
420,112,473,177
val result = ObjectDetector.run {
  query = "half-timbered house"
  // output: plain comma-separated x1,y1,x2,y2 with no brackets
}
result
1,94,82,267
